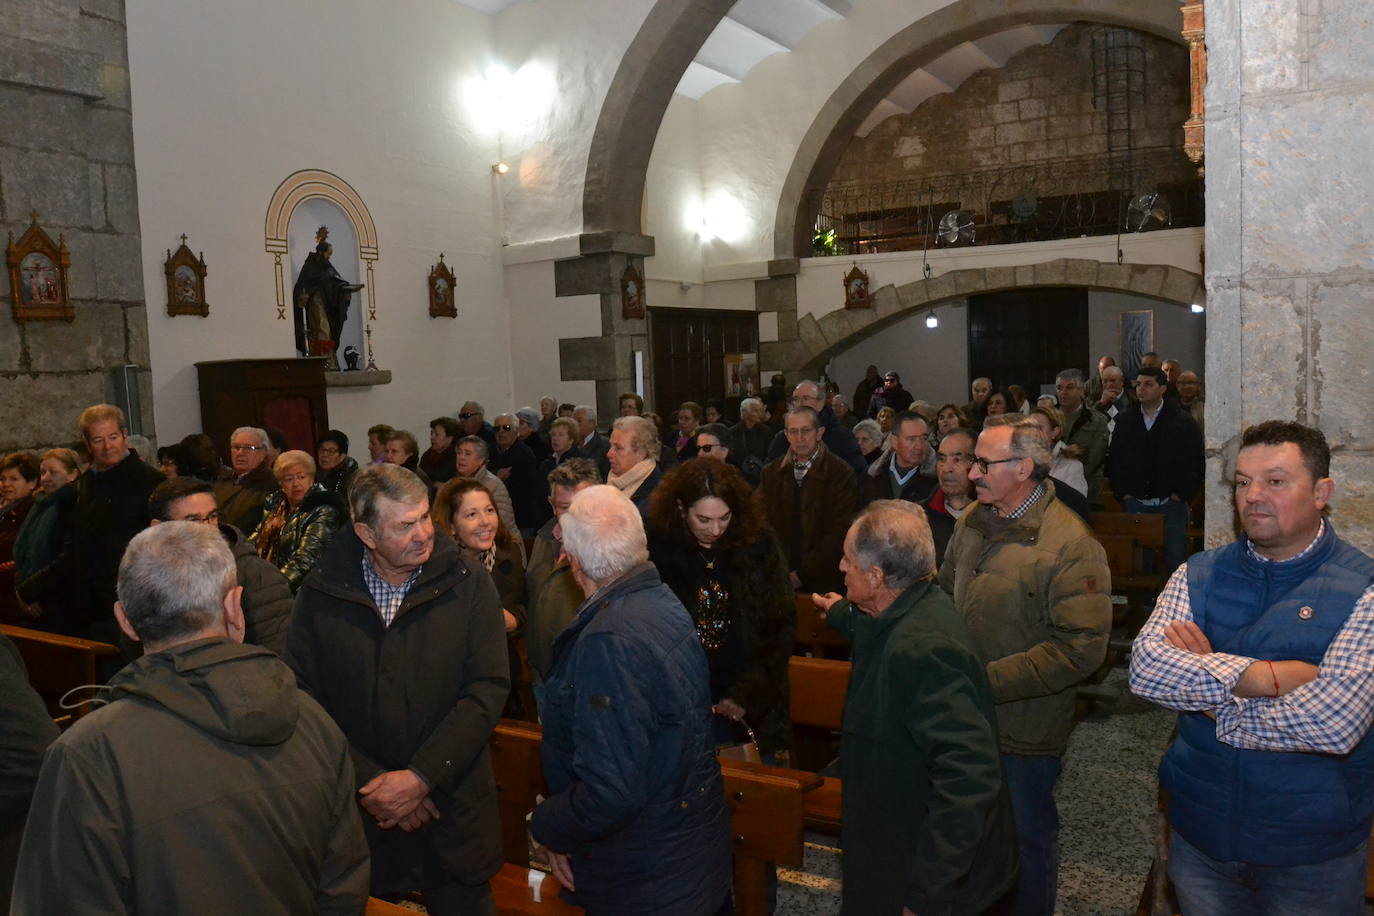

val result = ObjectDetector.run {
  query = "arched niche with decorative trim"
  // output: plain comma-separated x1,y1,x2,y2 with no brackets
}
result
264,170,381,368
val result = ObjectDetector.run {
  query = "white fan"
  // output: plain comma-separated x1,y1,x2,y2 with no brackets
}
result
937,210,975,246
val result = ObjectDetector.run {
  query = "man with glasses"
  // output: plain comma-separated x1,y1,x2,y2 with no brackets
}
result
488,413,541,537
457,401,496,448
939,414,1111,916
766,380,867,479
147,478,293,655
215,425,279,535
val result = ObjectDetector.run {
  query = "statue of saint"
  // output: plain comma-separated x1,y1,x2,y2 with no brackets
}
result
293,226,363,368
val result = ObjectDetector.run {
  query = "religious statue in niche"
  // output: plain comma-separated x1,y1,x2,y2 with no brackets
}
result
843,264,870,310
293,226,363,369
163,234,208,317
429,253,456,318
7,212,72,322
621,262,645,320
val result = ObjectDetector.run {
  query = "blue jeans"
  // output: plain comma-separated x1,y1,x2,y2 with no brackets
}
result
1001,754,1061,916
1168,830,1368,916
1123,496,1190,576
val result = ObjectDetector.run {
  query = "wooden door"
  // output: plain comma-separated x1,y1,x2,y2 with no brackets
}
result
967,288,1089,396
649,308,757,418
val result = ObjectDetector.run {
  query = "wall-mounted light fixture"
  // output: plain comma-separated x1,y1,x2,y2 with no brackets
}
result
925,309,939,329
1190,302,1205,314
492,162,510,175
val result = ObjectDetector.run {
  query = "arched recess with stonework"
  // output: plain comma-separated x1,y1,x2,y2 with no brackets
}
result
791,258,1203,373
770,0,1186,258
263,169,379,325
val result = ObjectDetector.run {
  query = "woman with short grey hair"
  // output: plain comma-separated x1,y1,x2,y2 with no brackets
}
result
250,450,343,592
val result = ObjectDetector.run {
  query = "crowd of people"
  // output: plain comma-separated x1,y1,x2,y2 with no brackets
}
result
3,347,1371,916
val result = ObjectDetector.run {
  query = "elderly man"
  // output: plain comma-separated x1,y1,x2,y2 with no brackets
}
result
1084,356,1115,404
1107,367,1204,575
421,417,461,485
1093,364,1133,438
1054,369,1110,508
760,407,857,594
1177,369,1205,434
215,425,279,535
453,436,520,548
525,459,601,708
458,401,496,447
869,369,914,415
766,380,866,477
59,404,165,642
939,415,1111,916
488,413,542,536
1131,421,1374,916
923,427,977,565
863,410,936,506
606,415,663,516
730,396,773,484
814,501,1016,915
531,485,731,915
148,478,293,655
384,429,433,492
830,394,858,429
574,405,611,475
288,464,509,915
14,522,369,914
964,377,993,429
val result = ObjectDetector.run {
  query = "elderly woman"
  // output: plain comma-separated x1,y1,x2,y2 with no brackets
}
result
250,450,343,591
516,405,551,463
935,404,970,437
982,388,1014,426
607,415,664,515
315,429,358,497
0,452,41,625
538,417,586,507
1030,405,1088,499
433,476,529,719
853,418,885,467
646,459,794,760
12,448,82,627
876,406,896,436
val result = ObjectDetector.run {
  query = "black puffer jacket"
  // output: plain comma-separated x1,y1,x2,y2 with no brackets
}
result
222,523,293,655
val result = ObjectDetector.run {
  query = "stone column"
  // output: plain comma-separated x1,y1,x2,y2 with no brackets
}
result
1204,0,1374,546
0,0,154,452
756,259,804,380
554,232,653,420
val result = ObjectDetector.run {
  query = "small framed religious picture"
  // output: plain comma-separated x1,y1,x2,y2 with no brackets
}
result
843,263,870,310
7,212,72,322
429,253,456,318
164,235,208,316
621,262,645,320
724,352,759,398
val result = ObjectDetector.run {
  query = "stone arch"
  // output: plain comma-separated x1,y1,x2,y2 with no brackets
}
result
773,0,1186,259
793,258,1202,372
264,169,379,322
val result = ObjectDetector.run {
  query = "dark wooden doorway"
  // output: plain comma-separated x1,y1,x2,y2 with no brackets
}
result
967,288,1089,396
649,307,758,419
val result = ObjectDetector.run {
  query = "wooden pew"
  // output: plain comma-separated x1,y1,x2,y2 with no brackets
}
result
489,720,816,916
788,656,851,833
1,623,119,723
793,593,849,660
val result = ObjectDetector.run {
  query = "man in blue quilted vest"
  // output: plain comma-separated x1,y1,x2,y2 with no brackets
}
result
1130,420,1374,915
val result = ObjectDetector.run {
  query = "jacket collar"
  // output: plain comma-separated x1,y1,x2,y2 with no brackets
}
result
966,478,1060,539
1236,519,1336,582
303,524,469,610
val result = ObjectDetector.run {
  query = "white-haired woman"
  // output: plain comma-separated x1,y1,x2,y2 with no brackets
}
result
250,450,343,592
607,416,664,516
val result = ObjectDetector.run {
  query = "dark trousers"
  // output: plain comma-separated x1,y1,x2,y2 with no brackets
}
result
1001,754,1061,916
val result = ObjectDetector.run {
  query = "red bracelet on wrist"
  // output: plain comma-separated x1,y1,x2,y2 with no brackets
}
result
1267,660,1281,697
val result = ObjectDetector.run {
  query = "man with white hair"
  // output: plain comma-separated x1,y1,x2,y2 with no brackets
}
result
531,485,731,915
813,501,1016,915
573,405,611,476
606,415,664,516
13,522,369,914
216,424,279,534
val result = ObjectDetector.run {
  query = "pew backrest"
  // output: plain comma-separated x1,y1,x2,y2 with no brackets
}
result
1,624,119,722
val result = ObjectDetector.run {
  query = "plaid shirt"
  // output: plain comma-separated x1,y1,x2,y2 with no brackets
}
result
1129,522,1374,754
1002,481,1045,519
362,555,422,627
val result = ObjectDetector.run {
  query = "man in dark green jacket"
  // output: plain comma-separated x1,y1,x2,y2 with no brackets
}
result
11,521,369,915
816,500,1016,916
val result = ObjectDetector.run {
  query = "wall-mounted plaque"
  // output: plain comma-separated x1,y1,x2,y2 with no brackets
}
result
7,212,72,321
164,234,209,316
429,253,456,318
843,264,870,310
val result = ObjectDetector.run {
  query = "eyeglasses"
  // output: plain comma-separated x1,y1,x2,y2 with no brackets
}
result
176,511,219,525
971,455,1023,474
494,424,515,432
230,444,263,452
458,412,479,420
317,445,340,454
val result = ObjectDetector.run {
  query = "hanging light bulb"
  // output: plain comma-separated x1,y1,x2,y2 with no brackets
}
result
925,309,939,329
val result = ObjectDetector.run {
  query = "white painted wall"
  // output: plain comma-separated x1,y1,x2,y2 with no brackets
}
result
128,0,516,453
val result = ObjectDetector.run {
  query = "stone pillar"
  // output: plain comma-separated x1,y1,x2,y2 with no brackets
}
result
1204,0,1374,546
0,0,154,452
756,259,803,381
554,232,653,420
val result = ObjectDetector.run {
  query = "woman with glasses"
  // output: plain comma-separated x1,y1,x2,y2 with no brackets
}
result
646,459,794,761
250,450,343,592
314,429,358,497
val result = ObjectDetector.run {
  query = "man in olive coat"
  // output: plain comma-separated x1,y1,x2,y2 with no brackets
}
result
288,463,509,916
816,501,1016,915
